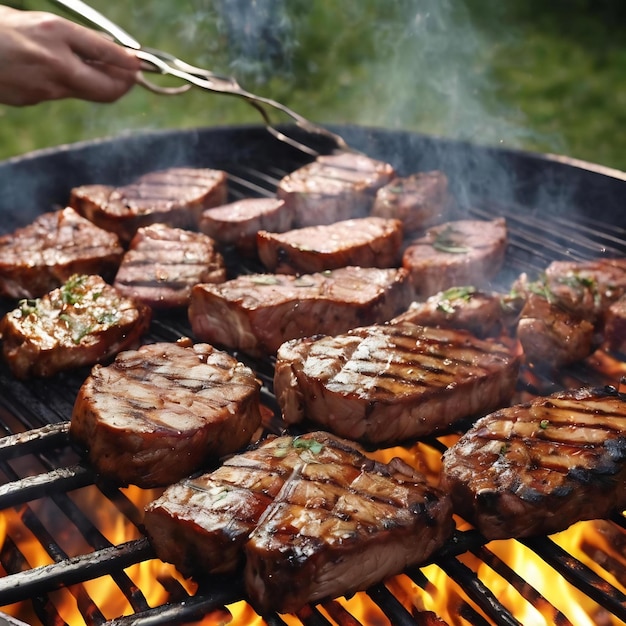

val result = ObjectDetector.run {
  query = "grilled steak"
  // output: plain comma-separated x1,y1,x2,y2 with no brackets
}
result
402,218,507,298
371,170,451,234
274,321,521,445
276,152,395,227
199,197,292,255
0,207,124,299
603,294,626,354
188,266,413,357
70,167,228,243
113,223,226,309
516,291,595,368
0,274,151,379
144,431,454,615
70,340,262,488
392,286,505,338
257,216,404,275
440,386,626,539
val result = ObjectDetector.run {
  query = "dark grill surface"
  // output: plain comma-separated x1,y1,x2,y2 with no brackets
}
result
1,125,626,625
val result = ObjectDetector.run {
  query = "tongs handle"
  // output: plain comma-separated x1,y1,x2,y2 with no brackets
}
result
50,0,141,49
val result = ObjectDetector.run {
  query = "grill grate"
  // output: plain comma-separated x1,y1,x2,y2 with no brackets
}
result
1,133,626,625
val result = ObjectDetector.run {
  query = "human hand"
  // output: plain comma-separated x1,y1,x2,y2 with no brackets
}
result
0,6,141,106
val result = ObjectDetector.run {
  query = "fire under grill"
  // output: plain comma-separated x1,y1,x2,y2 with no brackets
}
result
1,125,626,625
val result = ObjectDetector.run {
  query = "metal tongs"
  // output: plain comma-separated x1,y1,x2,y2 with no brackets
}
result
50,0,351,157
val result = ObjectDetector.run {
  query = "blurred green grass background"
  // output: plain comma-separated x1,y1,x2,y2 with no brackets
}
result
1,0,624,170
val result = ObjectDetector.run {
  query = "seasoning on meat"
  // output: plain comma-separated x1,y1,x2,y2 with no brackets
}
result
257,216,403,275
371,170,452,234
440,386,626,540
402,218,507,298
199,197,292,256
188,266,414,357
70,340,263,488
0,274,151,379
276,152,395,227
143,431,454,614
274,321,521,445
70,167,228,243
113,223,226,309
0,207,124,299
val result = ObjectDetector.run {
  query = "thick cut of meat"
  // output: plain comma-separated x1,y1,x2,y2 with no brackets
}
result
144,431,454,615
188,266,413,357
0,274,151,379
402,218,507,298
70,340,262,488
113,223,226,309
274,321,521,445
70,167,228,243
276,152,395,227
199,197,292,255
371,170,451,234
603,294,626,354
440,387,626,540
0,207,124,299
257,216,403,275
516,292,595,368
392,286,505,338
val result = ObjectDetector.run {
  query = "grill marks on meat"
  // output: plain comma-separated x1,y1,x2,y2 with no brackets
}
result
440,387,626,540
0,207,123,299
276,152,395,227
274,322,521,445
70,341,262,488
371,170,451,234
403,218,507,298
70,168,228,243
257,216,404,275
188,266,414,357
113,224,226,309
199,197,292,255
0,274,151,379
144,431,453,615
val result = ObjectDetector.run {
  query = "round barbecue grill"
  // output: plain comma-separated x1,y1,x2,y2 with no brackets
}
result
1,124,626,626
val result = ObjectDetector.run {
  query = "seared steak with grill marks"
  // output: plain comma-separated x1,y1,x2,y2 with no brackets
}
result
0,274,151,379
276,152,395,227
392,286,505,338
113,223,226,309
441,386,626,539
189,266,413,357
371,170,451,234
199,197,292,255
0,207,124,299
402,218,507,298
274,322,520,445
70,167,228,243
144,431,454,615
257,216,403,275
70,340,262,488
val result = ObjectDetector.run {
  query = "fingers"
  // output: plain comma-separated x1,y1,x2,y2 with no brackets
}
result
65,59,139,103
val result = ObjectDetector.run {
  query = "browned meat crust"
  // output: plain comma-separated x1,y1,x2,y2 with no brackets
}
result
199,197,292,255
402,218,507,298
603,295,626,354
440,387,626,540
70,167,228,243
70,340,262,488
274,321,521,445
392,286,505,337
0,274,151,379
276,152,395,227
143,431,454,615
113,223,226,309
0,207,124,299
371,170,451,234
188,266,414,356
257,216,403,275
